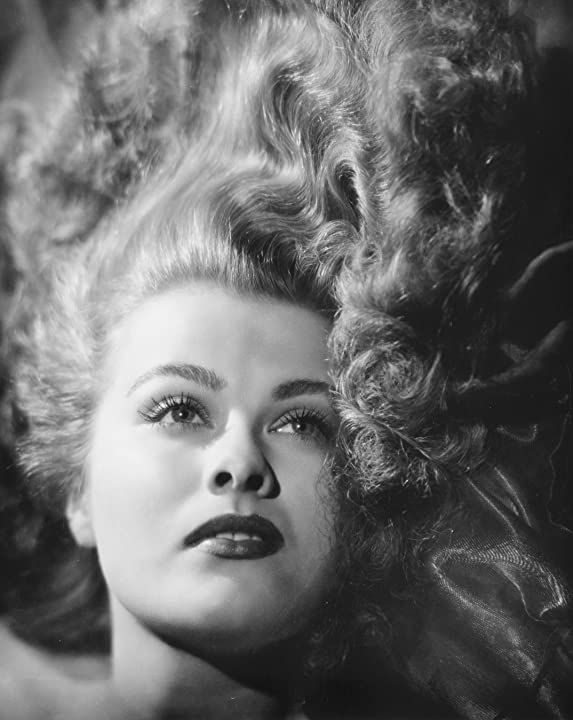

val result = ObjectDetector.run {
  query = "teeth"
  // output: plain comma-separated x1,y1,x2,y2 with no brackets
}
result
213,532,263,542
233,532,252,542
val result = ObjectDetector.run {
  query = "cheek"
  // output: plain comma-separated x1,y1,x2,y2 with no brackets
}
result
275,449,335,579
86,423,198,552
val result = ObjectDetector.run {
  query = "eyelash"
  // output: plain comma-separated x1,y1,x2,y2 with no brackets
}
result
138,395,334,443
271,407,334,444
138,393,209,427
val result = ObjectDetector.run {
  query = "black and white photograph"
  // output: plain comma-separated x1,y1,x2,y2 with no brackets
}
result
0,1,571,718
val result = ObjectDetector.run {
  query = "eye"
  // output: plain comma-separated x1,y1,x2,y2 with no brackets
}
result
138,393,209,429
270,407,334,445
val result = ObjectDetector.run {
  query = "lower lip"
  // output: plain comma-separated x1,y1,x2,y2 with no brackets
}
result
190,537,281,559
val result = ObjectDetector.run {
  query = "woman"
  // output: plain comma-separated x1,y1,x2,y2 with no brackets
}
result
4,1,570,718
0,1,370,717
11,155,341,720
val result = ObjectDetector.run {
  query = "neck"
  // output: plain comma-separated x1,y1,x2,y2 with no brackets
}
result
109,600,307,720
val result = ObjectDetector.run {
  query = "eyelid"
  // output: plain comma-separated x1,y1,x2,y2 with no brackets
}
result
138,392,211,425
269,405,336,442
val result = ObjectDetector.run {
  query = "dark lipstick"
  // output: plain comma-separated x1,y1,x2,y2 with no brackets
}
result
183,514,284,559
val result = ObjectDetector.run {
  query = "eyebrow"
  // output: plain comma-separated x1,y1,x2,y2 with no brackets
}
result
272,379,332,401
127,363,227,396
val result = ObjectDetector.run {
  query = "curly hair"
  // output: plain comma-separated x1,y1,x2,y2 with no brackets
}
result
319,0,573,674
3,5,570,711
0,0,374,652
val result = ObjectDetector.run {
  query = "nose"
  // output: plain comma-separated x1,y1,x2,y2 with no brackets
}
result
205,424,280,499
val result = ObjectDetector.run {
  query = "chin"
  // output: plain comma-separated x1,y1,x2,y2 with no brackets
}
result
156,594,304,656
157,617,285,658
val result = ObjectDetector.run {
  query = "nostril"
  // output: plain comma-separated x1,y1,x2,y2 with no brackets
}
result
246,474,264,492
250,471,281,499
214,471,232,488
211,470,280,497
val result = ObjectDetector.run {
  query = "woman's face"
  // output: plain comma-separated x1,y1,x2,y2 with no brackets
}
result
70,283,336,655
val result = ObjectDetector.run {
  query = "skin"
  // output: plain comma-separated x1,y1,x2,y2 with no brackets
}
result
67,283,337,719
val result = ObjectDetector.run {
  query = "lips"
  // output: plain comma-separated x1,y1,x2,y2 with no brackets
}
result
183,514,284,559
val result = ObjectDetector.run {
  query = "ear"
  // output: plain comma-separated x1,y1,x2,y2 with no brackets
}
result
66,490,96,548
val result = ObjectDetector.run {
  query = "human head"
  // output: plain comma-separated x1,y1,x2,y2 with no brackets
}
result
9,137,357,649
5,0,370,653
75,282,338,661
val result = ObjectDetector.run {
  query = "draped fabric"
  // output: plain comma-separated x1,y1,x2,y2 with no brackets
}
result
369,228,573,717
389,417,573,719
318,418,573,720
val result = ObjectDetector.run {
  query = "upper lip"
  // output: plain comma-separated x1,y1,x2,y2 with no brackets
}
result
183,513,284,550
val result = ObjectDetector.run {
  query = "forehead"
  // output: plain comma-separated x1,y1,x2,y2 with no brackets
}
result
105,283,332,391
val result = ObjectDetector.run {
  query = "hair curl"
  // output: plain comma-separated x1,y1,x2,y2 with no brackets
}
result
320,0,573,673
0,0,374,653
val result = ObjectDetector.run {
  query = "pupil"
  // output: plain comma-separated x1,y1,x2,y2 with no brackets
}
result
173,406,190,421
295,420,306,432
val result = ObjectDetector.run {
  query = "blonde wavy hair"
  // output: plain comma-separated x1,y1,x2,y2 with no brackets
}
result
0,0,373,652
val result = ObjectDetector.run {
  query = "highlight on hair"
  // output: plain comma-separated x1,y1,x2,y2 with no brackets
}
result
320,0,572,667
0,0,374,652
3,2,569,705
